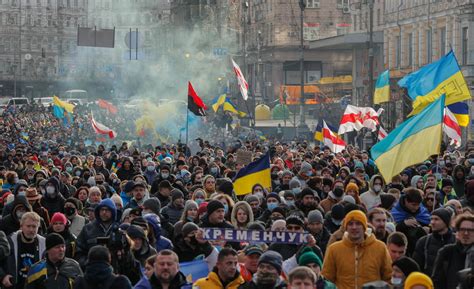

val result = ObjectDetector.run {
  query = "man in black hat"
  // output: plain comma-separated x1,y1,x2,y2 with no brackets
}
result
160,189,185,225
199,200,233,229
173,222,217,262
150,180,173,208
413,207,455,275
73,245,132,289
25,233,83,289
239,251,287,289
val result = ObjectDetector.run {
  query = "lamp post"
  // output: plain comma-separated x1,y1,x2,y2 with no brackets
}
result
367,0,374,106
297,0,308,139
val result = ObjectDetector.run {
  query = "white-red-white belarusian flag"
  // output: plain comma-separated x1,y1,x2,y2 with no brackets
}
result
323,120,346,153
231,58,249,101
91,114,117,139
378,126,388,141
443,108,462,148
338,105,380,134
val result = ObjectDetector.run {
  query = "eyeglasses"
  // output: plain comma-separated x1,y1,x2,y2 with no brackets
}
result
287,225,302,230
458,228,474,233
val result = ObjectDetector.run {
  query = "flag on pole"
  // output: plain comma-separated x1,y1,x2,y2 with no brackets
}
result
446,102,469,127
91,114,117,139
378,126,388,141
323,120,346,153
398,50,471,116
338,105,380,134
443,107,462,148
314,121,338,142
187,82,207,116
53,96,75,113
233,152,271,196
97,99,118,114
371,95,445,182
374,70,390,104
231,58,249,101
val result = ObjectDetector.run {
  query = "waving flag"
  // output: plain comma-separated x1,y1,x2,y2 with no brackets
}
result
97,99,118,114
314,121,338,142
188,82,207,116
231,58,249,100
323,120,346,153
233,152,271,196
443,108,462,148
374,70,390,104
91,114,117,139
53,96,75,113
446,102,469,127
378,126,388,141
338,105,380,134
212,94,227,112
371,95,445,182
398,51,471,116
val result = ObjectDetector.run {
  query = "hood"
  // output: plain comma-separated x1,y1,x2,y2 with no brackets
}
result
368,174,385,191
410,175,422,188
94,198,117,223
13,180,29,195
46,177,60,194
11,195,32,221
452,165,466,181
143,213,162,239
231,201,254,227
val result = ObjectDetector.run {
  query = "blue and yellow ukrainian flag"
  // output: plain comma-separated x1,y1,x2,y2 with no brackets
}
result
371,94,445,182
27,260,47,284
180,259,209,283
314,121,338,142
53,96,75,113
233,152,271,196
212,94,247,117
447,102,469,127
398,51,471,116
374,70,390,104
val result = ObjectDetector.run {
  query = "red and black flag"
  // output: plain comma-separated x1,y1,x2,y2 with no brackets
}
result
187,81,207,116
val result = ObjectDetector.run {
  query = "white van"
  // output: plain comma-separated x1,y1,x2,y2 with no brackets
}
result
0,97,30,114
33,97,54,107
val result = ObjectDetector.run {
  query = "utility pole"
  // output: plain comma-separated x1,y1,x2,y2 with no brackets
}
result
367,0,374,106
298,0,308,139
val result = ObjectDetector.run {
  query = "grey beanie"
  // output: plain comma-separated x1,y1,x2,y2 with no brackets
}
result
244,195,260,204
289,179,301,190
143,198,161,215
299,161,313,174
307,210,323,224
281,170,293,178
258,250,283,273
184,200,198,212
182,222,199,237
343,195,356,205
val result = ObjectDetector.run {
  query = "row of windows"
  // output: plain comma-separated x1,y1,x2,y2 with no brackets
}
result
0,0,85,8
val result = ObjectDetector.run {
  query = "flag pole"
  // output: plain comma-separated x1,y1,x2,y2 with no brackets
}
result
186,102,189,147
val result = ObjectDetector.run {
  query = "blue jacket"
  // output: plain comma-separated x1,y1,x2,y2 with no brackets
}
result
143,213,173,252
391,196,431,225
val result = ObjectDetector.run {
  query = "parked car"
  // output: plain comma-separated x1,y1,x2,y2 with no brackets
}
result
33,97,54,107
0,97,30,114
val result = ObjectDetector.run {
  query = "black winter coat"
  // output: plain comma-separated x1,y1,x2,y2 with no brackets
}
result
413,230,455,275
432,242,472,289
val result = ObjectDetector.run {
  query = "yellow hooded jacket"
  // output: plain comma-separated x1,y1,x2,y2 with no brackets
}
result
321,232,392,289
193,271,245,289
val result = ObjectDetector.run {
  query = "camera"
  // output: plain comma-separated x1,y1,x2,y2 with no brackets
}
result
96,228,129,251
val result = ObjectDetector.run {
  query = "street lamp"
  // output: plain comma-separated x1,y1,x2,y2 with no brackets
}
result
297,0,309,139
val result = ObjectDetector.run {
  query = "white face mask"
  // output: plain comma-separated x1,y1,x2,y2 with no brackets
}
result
391,277,402,285
46,186,56,196
373,185,382,193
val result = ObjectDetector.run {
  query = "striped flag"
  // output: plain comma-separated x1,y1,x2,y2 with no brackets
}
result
338,105,380,134
231,58,249,100
91,114,117,139
378,126,388,141
443,107,462,148
323,120,346,153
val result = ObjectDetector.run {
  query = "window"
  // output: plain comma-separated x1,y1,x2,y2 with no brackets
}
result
408,33,413,66
462,27,468,65
307,0,320,8
354,15,357,32
426,29,432,63
377,9,381,25
439,27,446,57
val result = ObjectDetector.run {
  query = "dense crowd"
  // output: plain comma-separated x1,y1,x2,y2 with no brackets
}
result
0,106,473,289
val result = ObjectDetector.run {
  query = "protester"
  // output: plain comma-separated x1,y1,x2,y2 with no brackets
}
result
194,248,244,289
238,251,286,289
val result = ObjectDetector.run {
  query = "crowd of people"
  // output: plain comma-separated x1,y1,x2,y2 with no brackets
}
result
0,104,473,289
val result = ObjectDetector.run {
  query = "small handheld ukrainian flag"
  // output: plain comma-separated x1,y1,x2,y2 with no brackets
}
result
374,70,390,104
447,102,469,127
233,152,271,196
371,94,445,182
398,51,471,116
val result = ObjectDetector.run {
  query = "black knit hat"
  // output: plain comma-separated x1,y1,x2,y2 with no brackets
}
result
258,250,283,273
441,178,453,188
88,245,111,263
171,189,184,201
392,256,420,277
127,224,146,240
431,208,452,227
206,200,224,216
182,222,199,237
65,197,83,211
218,180,234,195
46,233,65,251
143,198,161,215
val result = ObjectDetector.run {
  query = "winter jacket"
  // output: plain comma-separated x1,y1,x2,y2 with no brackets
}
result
413,230,456,275
321,232,392,289
25,257,83,289
68,214,88,237
238,275,287,289
0,231,46,286
359,175,384,211
451,165,466,198
194,270,245,289
40,177,66,215
0,231,10,260
313,226,331,254
73,261,132,289
173,237,214,262
139,271,191,289
143,213,174,252
320,197,339,214
75,199,120,267
432,241,472,289
0,196,32,236
160,203,184,225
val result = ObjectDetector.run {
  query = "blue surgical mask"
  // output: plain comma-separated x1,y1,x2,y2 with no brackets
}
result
195,198,204,205
223,204,229,214
267,202,278,211
286,200,295,207
292,188,301,195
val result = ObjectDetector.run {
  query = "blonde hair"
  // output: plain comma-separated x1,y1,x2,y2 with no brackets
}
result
20,212,41,225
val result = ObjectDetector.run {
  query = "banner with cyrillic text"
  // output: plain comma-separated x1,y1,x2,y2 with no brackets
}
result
202,228,308,244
